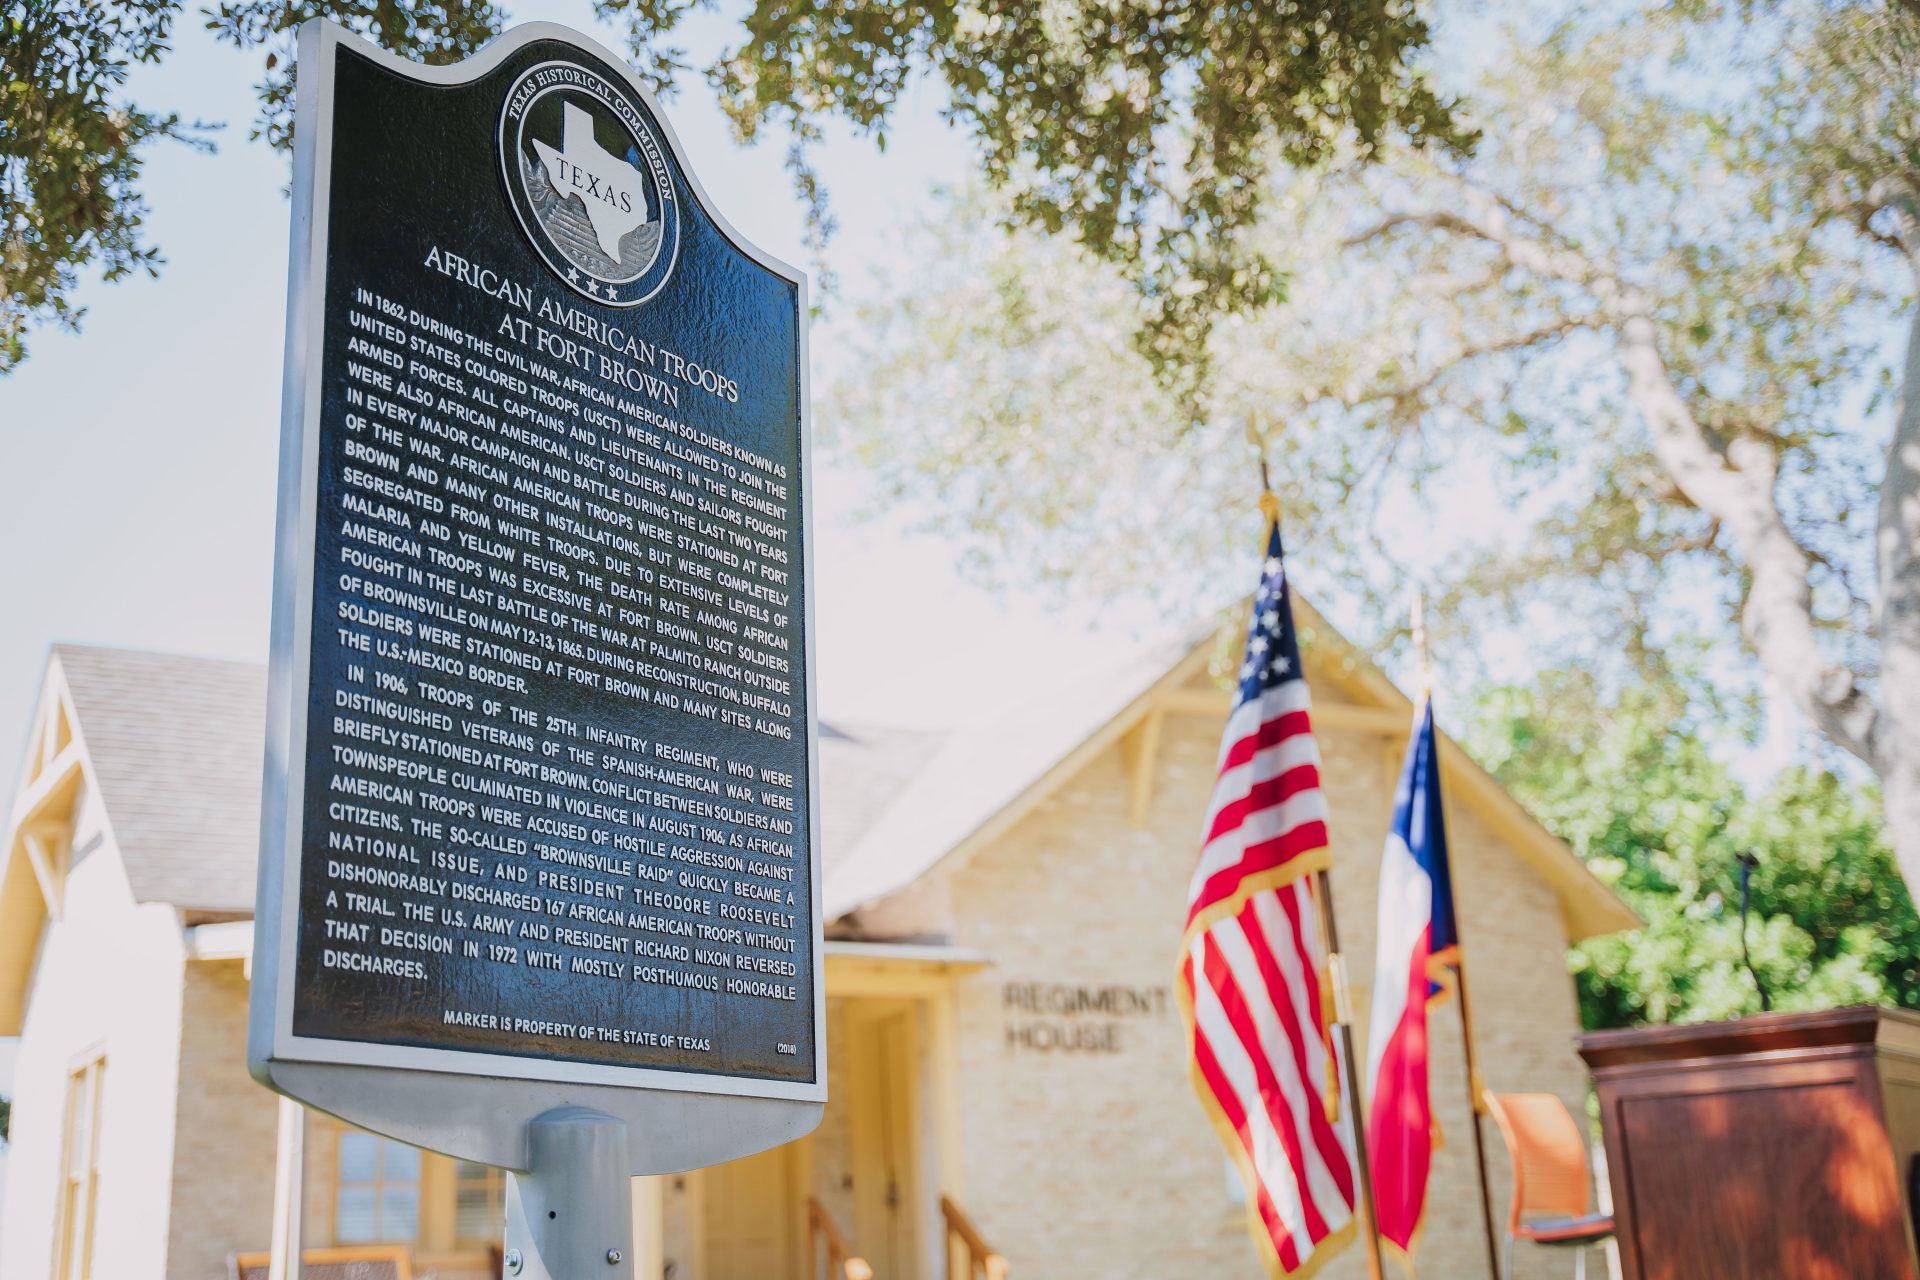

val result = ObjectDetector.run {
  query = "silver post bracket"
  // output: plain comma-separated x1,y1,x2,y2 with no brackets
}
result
503,1106,634,1280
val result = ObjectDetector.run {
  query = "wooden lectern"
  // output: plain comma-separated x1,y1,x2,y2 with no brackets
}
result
1579,1006,1920,1280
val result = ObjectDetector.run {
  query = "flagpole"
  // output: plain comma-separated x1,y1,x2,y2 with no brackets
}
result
1412,591,1501,1280
1312,867,1388,1280
1452,960,1502,1280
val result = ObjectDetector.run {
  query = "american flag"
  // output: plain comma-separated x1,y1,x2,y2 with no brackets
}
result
1179,521,1359,1277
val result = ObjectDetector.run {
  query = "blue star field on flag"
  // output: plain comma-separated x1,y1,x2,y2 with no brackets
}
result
1235,525,1309,710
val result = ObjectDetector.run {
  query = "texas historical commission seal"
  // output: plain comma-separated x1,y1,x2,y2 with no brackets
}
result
499,60,681,306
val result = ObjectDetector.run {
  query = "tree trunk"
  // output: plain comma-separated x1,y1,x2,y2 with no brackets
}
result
1877,252,1920,889
1368,193,1920,879
1612,314,1880,766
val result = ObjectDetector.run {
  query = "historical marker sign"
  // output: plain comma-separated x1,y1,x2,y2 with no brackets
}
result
250,20,822,1169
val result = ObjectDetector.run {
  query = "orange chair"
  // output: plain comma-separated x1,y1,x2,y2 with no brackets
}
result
1484,1091,1615,1280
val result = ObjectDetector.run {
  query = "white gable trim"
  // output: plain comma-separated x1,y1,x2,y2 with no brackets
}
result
0,652,126,1035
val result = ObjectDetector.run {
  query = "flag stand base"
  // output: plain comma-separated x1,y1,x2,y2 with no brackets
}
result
504,1107,634,1280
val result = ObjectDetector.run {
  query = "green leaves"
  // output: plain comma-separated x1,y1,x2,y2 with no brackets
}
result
0,0,214,372
831,4,1909,727
603,0,1468,402
0,1,508,372
203,2,508,150
2,0,1457,376
1468,672,1920,1028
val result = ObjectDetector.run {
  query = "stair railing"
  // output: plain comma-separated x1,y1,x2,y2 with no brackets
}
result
940,1195,1008,1280
807,1196,874,1280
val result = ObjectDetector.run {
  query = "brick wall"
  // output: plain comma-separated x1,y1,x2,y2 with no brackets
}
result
166,960,279,1280
939,684,1594,1280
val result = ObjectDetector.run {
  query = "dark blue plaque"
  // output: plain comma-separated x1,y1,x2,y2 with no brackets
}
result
250,20,823,1171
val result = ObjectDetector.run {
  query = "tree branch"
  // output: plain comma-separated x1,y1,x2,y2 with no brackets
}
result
1312,316,1590,409
1361,184,1885,765
1349,194,1644,318
1615,313,1881,764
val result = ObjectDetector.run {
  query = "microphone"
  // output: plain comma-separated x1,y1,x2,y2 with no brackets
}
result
1736,852,1771,1013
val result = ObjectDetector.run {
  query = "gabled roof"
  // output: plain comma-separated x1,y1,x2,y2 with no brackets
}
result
1284,595,1640,939
0,645,274,1031
3,647,950,918
54,645,268,912
824,625,1216,918
0,609,1636,1035
817,722,947,874
826,599,1640,942
0,645,960,1029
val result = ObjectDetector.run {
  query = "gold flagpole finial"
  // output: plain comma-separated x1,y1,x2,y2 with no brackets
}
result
1256,458,1282,528
1410,586,1432,702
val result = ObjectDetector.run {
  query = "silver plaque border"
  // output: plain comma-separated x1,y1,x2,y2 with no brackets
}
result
249,17,825,1171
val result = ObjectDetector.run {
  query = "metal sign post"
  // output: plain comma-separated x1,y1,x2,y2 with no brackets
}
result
503,1108,633,1280
267,1097,306,1280
250,15,824,1256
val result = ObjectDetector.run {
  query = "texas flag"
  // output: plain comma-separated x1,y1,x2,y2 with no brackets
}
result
1364,696,1458,1269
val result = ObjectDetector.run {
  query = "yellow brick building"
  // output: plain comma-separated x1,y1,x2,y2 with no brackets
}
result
0,600,1634,1280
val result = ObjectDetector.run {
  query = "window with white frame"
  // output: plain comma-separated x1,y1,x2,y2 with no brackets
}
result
454,1160,506,1244
52,1054,106,1280
335,1130,422,1244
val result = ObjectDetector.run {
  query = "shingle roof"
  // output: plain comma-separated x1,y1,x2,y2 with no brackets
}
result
37,630,1637,940
54,645,268,914
44,646,946,913
817,722,946,873
824,626,1214,919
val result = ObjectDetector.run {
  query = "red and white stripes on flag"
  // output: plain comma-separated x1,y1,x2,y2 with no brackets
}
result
1180,524,1359,1278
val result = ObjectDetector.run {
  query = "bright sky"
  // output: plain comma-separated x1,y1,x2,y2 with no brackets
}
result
0,0,1829,822
0,1,1190,799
